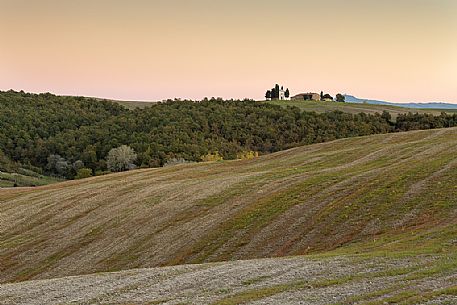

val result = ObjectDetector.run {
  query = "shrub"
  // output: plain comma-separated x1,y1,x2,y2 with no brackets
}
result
75,168,93,179
237,151,259,160
95,170,111,176
107,145,137,172
201,151,223,162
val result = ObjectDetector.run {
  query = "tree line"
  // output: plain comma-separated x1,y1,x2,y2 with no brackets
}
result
1,90,456,180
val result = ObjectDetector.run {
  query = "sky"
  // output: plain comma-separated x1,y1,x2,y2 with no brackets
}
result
1,0,456,103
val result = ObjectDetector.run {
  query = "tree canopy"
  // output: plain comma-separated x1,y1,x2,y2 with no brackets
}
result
1,90,456,180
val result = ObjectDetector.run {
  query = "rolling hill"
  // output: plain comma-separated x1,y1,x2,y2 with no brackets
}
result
267,99,456,118
116,97,457,114
344,94,457,110
1,127,456,289
2,253,456,304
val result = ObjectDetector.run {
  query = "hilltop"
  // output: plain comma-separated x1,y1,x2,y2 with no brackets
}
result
119,97,457,116
1,127,456,286
267,99,456,118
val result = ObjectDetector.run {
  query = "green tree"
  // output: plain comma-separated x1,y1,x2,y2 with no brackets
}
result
265,90,271,100
336,94,345,103
381,111,392,122
82,145,98,169
323,94,333,101
46,154,69,177
271,88,277,99
285,88,290,98
73,160,85,171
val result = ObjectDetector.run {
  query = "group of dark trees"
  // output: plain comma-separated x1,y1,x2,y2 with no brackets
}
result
335,94,345,103
266,84,290,100
1,90,456,180
320,91,345,102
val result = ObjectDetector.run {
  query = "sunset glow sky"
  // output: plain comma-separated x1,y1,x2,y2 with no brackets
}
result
1,0,456,102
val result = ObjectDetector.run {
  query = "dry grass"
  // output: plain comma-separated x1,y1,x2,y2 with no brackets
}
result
0,254,456,305
0,128,456,285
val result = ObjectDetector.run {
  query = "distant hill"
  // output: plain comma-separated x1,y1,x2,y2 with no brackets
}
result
267,99,456,118
344,95,457,109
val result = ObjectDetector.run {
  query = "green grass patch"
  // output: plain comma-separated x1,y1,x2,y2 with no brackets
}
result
213,281,306,305
0,171,62,187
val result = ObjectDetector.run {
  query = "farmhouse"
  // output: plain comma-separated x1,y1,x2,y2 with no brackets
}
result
292,92,320,101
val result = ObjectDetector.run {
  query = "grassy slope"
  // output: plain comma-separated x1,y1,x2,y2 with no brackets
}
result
0,171,61,188
80,97,158,110
267,99,455,118
0,128,456,286
112,100,157,109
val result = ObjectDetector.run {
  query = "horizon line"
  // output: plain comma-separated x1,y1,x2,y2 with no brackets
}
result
1,88,456,105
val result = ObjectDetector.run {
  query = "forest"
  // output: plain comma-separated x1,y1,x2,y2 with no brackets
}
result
1,90,456,180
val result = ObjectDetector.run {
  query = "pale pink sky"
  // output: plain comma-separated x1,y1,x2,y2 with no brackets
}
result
1,0,456,103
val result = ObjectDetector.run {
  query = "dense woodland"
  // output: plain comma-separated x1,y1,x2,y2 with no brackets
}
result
1,90,456,180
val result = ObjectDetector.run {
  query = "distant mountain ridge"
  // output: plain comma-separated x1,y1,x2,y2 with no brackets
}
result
344,95,457,109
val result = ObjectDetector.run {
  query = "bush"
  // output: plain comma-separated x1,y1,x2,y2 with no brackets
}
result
75,168,92,179
201,151,223,162
95,170,111,176
237,151,259,160
107,145,137,172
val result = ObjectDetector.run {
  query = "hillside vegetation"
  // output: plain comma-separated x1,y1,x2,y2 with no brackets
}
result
1,127,456,284
268,99,456,118
0,172,60,188
1,90,456,180
0,150,60,187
